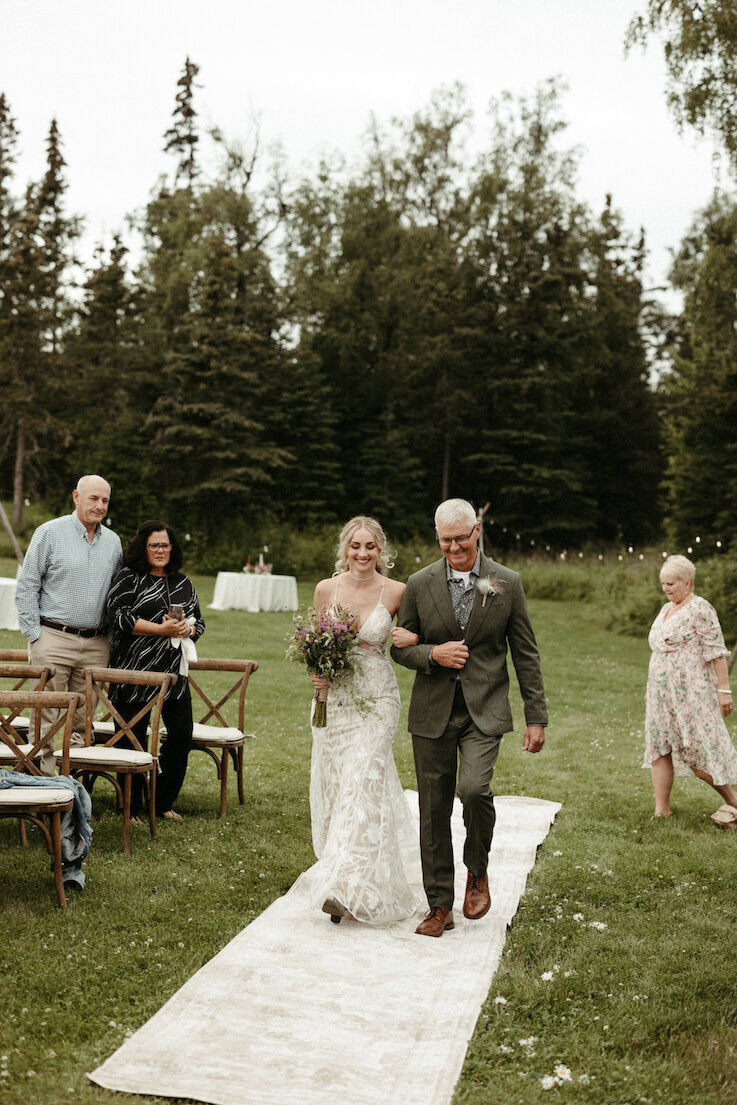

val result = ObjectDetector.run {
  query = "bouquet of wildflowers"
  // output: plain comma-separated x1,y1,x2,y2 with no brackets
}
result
285,604,368,726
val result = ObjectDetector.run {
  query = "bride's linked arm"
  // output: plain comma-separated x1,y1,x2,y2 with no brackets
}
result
390,579,438,674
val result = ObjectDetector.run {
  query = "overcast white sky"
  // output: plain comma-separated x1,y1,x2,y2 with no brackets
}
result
1,0,726,299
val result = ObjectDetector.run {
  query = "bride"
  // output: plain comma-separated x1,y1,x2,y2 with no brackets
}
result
306,516,423,925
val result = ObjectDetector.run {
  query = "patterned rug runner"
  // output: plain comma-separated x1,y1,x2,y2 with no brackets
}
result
89,793,560,1105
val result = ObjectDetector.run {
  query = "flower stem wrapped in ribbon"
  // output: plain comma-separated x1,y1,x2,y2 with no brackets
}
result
285,604,365,727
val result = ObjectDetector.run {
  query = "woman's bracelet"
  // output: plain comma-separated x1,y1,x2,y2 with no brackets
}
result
718,688,732,695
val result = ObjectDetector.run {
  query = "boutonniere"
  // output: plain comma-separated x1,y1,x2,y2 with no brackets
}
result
477,578,506,608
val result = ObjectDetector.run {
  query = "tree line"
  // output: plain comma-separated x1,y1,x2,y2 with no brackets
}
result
0,43,734,563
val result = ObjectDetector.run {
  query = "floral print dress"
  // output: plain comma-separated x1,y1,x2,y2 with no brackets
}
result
644,595,737,782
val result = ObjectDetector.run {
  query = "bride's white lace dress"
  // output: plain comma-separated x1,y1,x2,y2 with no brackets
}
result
307,600,423,924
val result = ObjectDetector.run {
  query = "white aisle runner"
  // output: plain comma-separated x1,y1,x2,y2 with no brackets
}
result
89,794,560,1105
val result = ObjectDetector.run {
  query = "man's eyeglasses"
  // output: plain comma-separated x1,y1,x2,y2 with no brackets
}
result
147,543,171,551
437,527,476,549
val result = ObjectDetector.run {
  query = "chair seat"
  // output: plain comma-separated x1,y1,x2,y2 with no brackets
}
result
190,723,246,746
92,720,117,735
0,743,36,765
0,787,74,807
3,715,29,729
55,747,154,769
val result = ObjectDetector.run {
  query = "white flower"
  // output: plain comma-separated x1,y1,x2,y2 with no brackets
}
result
554,1064,573,1082
541,970,555,981
478,577,506,607
589,921,608,931
572,912,584,921
494,995,508,1004
540,1075,556,1090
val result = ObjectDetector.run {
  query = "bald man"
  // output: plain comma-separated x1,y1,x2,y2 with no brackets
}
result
16,475,123,773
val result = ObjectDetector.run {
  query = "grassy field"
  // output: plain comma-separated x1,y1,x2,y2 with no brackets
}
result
1,558,736,1105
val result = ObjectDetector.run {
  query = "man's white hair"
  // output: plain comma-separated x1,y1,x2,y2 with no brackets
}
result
76,474,111,495
434,498,477,530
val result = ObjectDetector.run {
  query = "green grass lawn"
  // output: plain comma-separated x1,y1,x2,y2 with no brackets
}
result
1,561,736,1104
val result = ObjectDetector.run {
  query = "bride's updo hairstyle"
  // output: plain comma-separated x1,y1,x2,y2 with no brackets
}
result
334,516,395,577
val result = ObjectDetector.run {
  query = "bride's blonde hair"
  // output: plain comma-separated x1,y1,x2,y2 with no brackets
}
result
333,516,395,576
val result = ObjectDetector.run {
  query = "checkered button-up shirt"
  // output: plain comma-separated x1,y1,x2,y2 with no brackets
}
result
446,551,481,633
15,511,122,641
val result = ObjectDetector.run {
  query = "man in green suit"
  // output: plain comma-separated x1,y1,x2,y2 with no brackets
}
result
390,498,547,937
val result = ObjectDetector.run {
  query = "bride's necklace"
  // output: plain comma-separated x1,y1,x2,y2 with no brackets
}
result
347,570,379,583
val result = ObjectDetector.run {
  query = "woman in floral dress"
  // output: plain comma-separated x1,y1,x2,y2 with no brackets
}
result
644,555,737,825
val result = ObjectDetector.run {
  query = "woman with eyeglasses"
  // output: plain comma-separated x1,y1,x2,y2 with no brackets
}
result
105,520,205,823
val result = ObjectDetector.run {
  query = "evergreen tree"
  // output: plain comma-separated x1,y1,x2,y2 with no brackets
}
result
660,196,737,548
164,57,200,189
0,115,80,527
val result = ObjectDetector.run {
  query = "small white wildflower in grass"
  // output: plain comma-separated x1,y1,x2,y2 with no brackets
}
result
26,1070,35,1078
553,850,562,856
572,912,584,921
540,1075,556,1089
554,1064,572,1082
499,1044,513,1053
494,995,507,1004
589,921,608,931
178,941,185,948
541,970,554,981
579,1073,591,1085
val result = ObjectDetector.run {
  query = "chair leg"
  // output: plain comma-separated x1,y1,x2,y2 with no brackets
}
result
122,773,132,855
18,818,28,846
234,746,245,806
148,769,157,839
50,812,67,909
219,749,228,817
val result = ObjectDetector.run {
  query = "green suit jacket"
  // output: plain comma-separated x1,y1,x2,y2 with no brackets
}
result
390,554,548,738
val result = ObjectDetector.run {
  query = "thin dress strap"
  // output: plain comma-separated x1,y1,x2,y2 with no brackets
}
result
378,575,386,605
333,575,341,608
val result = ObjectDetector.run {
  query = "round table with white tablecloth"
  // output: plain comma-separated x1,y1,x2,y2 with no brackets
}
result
208,572,299,613
0,577,19,631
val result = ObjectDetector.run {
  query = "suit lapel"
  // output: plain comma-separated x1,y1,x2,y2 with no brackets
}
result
464,555,495,646
428,559,461,640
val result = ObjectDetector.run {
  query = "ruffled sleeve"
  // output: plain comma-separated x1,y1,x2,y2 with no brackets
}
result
694,598,729,663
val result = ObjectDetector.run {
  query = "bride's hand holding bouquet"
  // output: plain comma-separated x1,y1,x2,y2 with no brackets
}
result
286,604,364,726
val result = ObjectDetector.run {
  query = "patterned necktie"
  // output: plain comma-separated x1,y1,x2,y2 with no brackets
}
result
449,577,475,633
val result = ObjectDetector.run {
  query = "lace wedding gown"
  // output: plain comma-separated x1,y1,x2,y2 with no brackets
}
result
306,599,424,924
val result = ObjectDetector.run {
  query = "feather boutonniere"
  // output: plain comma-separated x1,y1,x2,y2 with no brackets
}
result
477,578,506,608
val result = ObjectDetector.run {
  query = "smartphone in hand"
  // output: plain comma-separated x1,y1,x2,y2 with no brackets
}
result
168,604,184,620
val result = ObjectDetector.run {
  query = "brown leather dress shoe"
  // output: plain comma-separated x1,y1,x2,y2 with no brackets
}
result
463,871,491,919
415,907,454,937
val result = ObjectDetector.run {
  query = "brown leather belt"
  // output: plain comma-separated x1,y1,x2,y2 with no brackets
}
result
40,617,102,638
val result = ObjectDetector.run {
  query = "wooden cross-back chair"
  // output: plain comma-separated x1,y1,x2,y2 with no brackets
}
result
0,663,55,765
184,658,258,816
0,690,79,907
57,668,173,855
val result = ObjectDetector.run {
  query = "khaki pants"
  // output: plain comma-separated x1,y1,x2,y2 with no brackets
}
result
30,626,110,775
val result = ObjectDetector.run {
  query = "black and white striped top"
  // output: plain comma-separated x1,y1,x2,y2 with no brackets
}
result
106,567,205,703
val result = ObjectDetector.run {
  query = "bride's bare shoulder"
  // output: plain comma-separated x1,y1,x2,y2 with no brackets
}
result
382,577,406,610
313,577,339,603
